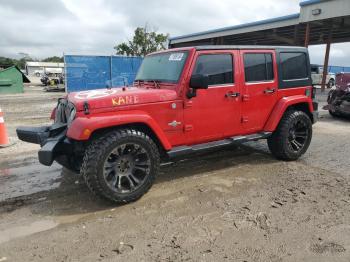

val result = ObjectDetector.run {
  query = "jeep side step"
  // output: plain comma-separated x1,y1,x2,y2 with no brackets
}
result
167,132,272,159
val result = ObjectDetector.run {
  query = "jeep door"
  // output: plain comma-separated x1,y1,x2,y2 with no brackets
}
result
183,50,242,144
240,50,278,132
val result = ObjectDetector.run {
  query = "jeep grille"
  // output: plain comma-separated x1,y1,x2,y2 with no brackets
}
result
55,98,76,125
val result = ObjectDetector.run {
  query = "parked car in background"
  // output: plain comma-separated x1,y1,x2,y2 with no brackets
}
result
45,67,63,77
324,72,350,117
35,67,63,77
311,64,335,88
34,69,45,77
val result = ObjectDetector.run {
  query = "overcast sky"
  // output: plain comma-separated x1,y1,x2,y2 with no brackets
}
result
0,0,348,66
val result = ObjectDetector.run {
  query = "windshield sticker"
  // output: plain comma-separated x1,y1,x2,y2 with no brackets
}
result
169,53,184,61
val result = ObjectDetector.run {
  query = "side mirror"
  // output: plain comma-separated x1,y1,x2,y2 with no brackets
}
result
190,74,209,89
187,74,209,99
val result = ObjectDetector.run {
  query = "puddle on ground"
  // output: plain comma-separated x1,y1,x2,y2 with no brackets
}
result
0,219,58,244
0,159,62,201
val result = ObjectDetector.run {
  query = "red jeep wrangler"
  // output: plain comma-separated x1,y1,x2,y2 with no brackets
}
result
17,46,318,203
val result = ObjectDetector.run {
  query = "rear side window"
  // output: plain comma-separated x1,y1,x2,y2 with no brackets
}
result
280,52,308,80
244,53,274,82
193,54,233,85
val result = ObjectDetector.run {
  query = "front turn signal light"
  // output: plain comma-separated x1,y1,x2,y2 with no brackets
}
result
83,128,91,137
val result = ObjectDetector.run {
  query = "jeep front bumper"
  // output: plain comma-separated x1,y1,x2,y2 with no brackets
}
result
16,124,70,166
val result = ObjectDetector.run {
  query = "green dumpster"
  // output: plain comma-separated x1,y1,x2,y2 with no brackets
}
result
0,66,30,94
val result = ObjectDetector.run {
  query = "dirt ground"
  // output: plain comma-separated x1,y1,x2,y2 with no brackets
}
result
0,85,350,262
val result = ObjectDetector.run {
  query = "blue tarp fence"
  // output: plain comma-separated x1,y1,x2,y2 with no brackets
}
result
64,55,143,92
328,66,350,74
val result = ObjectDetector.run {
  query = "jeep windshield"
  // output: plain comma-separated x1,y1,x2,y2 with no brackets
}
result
135,51,188,85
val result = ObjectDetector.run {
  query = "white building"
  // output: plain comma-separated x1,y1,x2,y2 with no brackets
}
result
25,61,64,76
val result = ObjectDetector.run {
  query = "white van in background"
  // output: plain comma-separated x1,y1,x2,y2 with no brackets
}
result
311,64,335,88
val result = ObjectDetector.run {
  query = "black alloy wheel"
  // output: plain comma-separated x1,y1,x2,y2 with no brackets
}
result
287,119,310,153
82,129,160,203
103,143,151,194
267,110,312,161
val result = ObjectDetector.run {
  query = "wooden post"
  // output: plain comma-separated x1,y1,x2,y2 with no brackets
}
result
294,25,299,45
304,23,310,47
321,23,333,92
321,40,331,92
216,37,224,45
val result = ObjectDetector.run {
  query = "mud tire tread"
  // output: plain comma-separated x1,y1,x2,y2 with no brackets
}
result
81,129,160,203
267,110,312,161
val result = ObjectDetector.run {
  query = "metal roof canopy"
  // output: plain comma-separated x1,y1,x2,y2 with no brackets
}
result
169,0,350,46
169,0,350,91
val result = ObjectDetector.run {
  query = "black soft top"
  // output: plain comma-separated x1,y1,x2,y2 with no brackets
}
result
193,45,311,89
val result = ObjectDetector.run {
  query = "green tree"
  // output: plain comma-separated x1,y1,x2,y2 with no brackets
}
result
115,26,168,56
16,57,32,69
42,56,64,63
0,56,33,69
0,57,15,67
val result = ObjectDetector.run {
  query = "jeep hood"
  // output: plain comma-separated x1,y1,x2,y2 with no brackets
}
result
68,87,178,111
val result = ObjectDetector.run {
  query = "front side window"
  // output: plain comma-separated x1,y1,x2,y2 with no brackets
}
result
244,53,274,82
192,54,233,85
135,51,188,83
280,52,308,80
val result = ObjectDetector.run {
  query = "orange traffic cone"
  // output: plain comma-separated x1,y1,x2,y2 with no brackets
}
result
0,107,10,147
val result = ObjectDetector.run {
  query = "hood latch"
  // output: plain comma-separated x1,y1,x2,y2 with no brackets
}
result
83,101,90,115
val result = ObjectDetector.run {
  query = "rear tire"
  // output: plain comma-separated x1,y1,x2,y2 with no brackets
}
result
267,110,312,161
81,129,160,203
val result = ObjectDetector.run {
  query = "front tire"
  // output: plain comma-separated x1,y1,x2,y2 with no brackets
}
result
81,129,160,203
267,110,312,161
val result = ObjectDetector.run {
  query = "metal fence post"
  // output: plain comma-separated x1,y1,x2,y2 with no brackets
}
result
110,55,113,88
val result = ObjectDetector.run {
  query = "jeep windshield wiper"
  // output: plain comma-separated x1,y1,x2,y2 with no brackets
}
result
134,79,144,87
152,80,160,89
135,79,162,89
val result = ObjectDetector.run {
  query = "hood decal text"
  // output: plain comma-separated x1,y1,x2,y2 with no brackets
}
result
112,95,139,106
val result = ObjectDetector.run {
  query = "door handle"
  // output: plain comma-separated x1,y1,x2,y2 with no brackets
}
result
225,91,240,98
264,88,275,94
